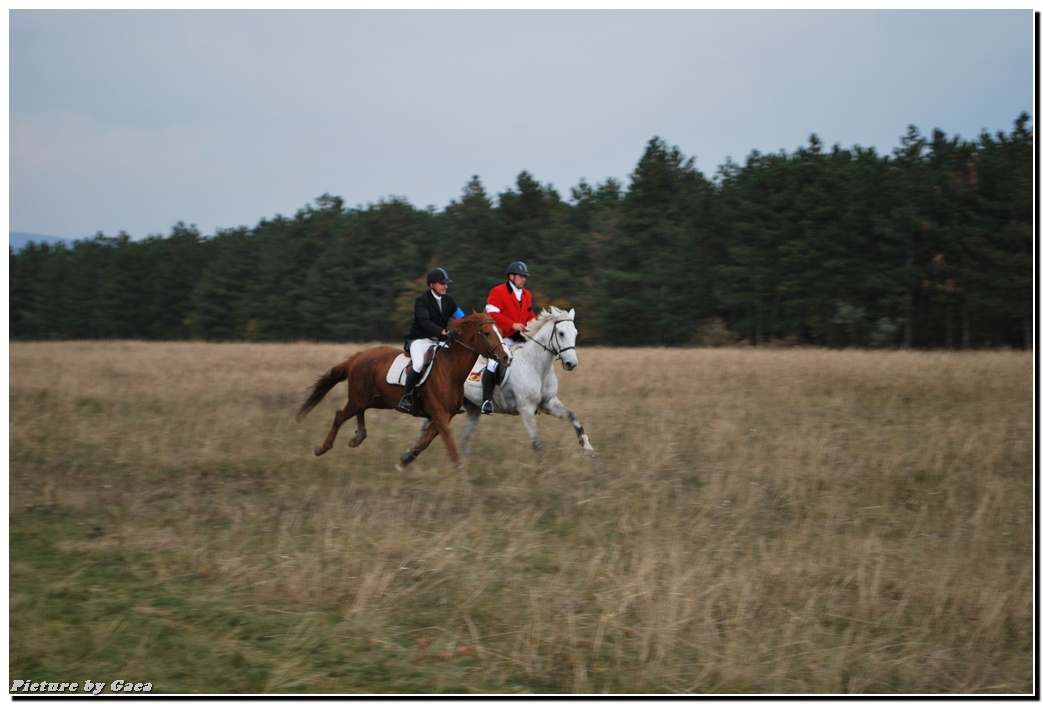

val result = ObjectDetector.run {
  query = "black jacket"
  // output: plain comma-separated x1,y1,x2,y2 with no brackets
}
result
405,290,460,343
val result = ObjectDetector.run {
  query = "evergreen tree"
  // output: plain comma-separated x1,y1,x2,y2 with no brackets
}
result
889,125,933,348
968,113,1034,348
351,198,426,341
600,137,714,345
572,178,623,342
295,208,359,341
441,176,500,311
713,151,793,344
138,223,207,340
778,137,881,346
491,172,562,306
189,228,257,340
10,240,71,339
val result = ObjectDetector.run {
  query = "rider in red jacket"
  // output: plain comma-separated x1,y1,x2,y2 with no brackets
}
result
481,261,537,414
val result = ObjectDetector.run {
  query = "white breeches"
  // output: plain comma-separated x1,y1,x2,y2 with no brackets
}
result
408,338,437,373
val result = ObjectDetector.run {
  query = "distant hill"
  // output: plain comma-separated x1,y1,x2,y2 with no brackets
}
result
9,232,78,252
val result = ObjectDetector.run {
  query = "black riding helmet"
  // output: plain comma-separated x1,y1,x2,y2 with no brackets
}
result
506,261,529,277
426,267,452,285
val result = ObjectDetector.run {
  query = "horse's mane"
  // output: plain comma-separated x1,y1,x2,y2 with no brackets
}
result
524,306,574,337
452,311,493,338
461,311,492,326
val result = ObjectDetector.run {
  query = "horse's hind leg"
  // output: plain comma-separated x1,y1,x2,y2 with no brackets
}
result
348,410,368,448
315,400,363,456
541,397,595,456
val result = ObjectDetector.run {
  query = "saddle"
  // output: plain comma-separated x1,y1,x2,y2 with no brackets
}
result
386,343,443,386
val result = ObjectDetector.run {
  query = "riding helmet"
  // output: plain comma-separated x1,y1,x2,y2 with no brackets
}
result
426,267,452,285
506,261,529,277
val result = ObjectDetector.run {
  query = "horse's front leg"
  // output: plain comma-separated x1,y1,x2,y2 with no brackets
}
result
517,403,544,463
396,419,438,471
432,411,463,469
542,397,595,456
458,403,482,455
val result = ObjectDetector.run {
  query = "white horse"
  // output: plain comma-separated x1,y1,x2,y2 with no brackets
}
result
460,306,595,461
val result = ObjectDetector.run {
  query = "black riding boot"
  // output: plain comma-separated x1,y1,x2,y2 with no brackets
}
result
480,368,496,415
398,368,422,413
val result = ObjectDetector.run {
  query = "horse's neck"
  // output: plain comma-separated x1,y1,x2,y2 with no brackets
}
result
517,326,555,371
443,344,480,381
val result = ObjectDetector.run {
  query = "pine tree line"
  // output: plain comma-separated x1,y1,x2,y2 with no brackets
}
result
10,114,1033,349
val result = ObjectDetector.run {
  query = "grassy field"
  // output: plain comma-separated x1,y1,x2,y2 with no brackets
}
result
8,341,1034,694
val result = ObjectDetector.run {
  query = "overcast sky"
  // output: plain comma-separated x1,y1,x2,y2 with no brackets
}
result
7,8,1036,241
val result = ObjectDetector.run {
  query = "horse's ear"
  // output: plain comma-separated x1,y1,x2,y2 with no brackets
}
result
471,308,480,316
568,308,576,319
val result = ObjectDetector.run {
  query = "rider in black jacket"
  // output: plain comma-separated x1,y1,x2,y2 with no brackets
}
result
398,267,464,413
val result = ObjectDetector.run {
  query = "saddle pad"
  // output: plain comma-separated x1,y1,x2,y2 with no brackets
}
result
465,358,486,386
386,354,436,386
464,357,511,386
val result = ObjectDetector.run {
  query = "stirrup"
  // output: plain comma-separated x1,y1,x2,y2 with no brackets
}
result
398,394,414,412
481,400,493,415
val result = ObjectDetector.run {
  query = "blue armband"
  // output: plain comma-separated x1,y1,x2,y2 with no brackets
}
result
452,307,465,319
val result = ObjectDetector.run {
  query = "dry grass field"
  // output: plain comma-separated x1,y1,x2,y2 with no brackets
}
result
8,341,1034,694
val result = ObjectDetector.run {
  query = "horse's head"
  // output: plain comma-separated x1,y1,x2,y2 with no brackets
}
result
459,312,512,368
555,309,579,371
527,307,579,371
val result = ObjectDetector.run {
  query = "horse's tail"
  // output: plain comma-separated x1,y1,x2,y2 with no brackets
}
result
296,357,353,422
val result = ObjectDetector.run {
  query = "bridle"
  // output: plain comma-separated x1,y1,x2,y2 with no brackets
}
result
524,320,576,367
449,320,509,361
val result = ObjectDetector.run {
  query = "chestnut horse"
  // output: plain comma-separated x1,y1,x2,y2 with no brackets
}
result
296,312,511,471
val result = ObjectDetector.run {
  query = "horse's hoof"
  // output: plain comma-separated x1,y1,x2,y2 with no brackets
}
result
348,438,360,448
394,462,407,472
314,445,328,457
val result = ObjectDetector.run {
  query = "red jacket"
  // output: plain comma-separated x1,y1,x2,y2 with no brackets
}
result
486,282,536,341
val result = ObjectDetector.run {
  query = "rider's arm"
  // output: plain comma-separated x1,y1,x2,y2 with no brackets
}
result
485,285,515,335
